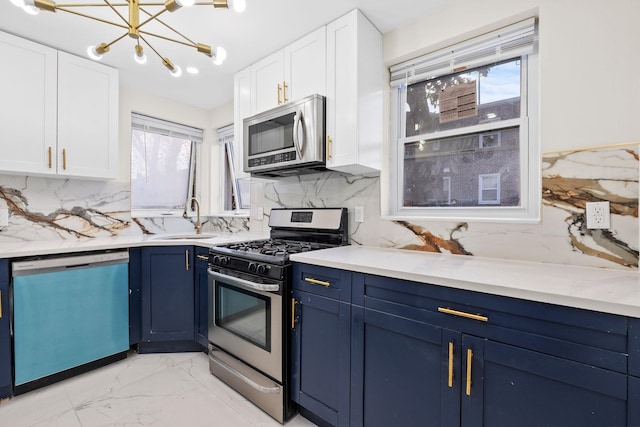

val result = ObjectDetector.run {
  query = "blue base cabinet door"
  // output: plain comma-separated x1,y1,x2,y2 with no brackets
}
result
461,335,628,427
141,246,195,343
291,289,351,427
351,307,460,427
0,259,10,398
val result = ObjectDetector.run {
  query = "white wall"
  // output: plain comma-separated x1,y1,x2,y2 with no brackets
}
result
383,0,640,153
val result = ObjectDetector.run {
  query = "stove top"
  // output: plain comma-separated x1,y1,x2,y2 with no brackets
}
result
222,239,335,257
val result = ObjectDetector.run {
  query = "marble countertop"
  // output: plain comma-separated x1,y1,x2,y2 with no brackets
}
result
290,245,640,318
0,232,266,259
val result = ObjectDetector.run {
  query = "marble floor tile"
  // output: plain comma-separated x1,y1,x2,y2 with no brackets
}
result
0,352,317,427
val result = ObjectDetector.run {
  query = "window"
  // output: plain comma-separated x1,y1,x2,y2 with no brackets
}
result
131,113,202,217
478,173,501,204
388,18,539,222
218,125,249,212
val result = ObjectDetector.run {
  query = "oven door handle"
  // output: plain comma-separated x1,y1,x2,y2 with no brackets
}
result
208,269,280,292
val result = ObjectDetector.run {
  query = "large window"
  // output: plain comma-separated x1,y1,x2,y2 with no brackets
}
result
131,113,202,217
388,18,539,222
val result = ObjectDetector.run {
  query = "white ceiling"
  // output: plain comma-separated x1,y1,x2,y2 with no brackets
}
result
0,0,452,110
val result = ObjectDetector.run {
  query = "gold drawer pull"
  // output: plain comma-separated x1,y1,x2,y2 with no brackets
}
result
304,277,331,287
282,81,288,103
62,148,67,170
185,250,190,271
438,307,488,323
277,83,282,105
466,348,473,396
327,136,332,160
197,255,208,261
48,147,52,169
447,342,454,387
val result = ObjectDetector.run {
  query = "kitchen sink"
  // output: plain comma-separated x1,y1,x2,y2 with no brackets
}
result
149,233,218,240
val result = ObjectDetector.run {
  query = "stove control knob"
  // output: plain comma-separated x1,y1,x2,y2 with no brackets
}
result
213,256,221,264
257,264,267,274
220,256,229,265
248,262,257,273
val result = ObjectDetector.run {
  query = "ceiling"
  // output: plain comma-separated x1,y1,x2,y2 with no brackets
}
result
0,0,452,110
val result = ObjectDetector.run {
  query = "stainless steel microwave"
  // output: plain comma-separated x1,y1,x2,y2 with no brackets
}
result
243,94,326,177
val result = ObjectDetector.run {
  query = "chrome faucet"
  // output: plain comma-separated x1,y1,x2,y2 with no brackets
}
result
183,197,202,234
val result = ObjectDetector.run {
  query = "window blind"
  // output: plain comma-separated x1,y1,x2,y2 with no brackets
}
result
131,112,203,143
390,18,537,87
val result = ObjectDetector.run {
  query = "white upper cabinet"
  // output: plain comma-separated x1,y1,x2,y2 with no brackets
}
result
0,31,119,180
57,51,119,179
233,66,252,178
0,31,57,176
326,9,382,175
250,26,326,114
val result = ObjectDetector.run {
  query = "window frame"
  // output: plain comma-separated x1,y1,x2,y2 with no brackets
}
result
386,19,540,223
130,113,202,218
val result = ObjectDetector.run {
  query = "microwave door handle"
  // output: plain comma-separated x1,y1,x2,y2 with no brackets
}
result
293,110,304,160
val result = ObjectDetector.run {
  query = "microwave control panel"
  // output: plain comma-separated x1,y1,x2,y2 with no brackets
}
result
248,151,297,168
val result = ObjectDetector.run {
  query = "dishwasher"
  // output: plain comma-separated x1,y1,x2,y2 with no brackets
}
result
11,250,129,394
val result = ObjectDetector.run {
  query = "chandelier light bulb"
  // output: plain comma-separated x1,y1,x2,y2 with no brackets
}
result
212,46,227,65
229,0,246,13
87,46,103,61
134,45,147,64
170,65,182,78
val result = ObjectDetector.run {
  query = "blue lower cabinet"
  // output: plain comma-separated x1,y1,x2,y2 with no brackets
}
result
462,335,628,427
0,259,10,398
140,246,199,352
351,307,459,427
291,289,351,426
194,247,209,347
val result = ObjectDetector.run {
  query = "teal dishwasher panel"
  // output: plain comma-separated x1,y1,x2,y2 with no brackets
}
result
13,263,129,385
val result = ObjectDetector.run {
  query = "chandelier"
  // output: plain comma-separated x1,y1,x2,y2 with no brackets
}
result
9,0,247,77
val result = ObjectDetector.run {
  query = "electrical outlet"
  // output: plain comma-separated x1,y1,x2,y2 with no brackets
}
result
0,208,8,227
585,201,610,229
355,206,364,223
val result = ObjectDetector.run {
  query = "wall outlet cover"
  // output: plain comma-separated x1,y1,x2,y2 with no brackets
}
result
585,201,610,229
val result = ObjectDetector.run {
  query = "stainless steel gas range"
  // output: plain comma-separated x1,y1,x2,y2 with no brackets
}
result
207,207,348,423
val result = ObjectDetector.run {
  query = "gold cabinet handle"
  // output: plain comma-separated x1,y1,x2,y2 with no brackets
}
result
283,81,288,103
448,342,454,388
186,250,190,271
304,277,331,287
291,298,297,329
62,148,67,170
48,147,52,169
327,136,332,160
277,83,282,105
466,348,473,396
438,307,488,323
197,255,208,261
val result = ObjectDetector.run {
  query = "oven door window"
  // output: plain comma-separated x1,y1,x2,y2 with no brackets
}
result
248,113,295,156
215,283,271,351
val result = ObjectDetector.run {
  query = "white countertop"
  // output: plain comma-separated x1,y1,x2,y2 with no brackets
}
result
290,245,640,318
0,232,265,259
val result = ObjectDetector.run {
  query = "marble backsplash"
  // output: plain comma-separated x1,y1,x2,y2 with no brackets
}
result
0,176,248,243
0,144,637,270
250,144,639,270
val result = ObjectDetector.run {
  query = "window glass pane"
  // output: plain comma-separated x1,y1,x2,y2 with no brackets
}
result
131,129,192,209
405,58,521,137
403,128,520,207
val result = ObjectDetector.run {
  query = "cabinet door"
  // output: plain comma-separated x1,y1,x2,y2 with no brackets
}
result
352,307,459,427
0,259,10,398
0,31,57,176
194,247,209,347
461,335,628,427
233,66,252,177
141,246,195,342
129,248,142,345
326,10,382,174
251,50,284,114
284,26,326,101
291,289,351,426
57,51,119,179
